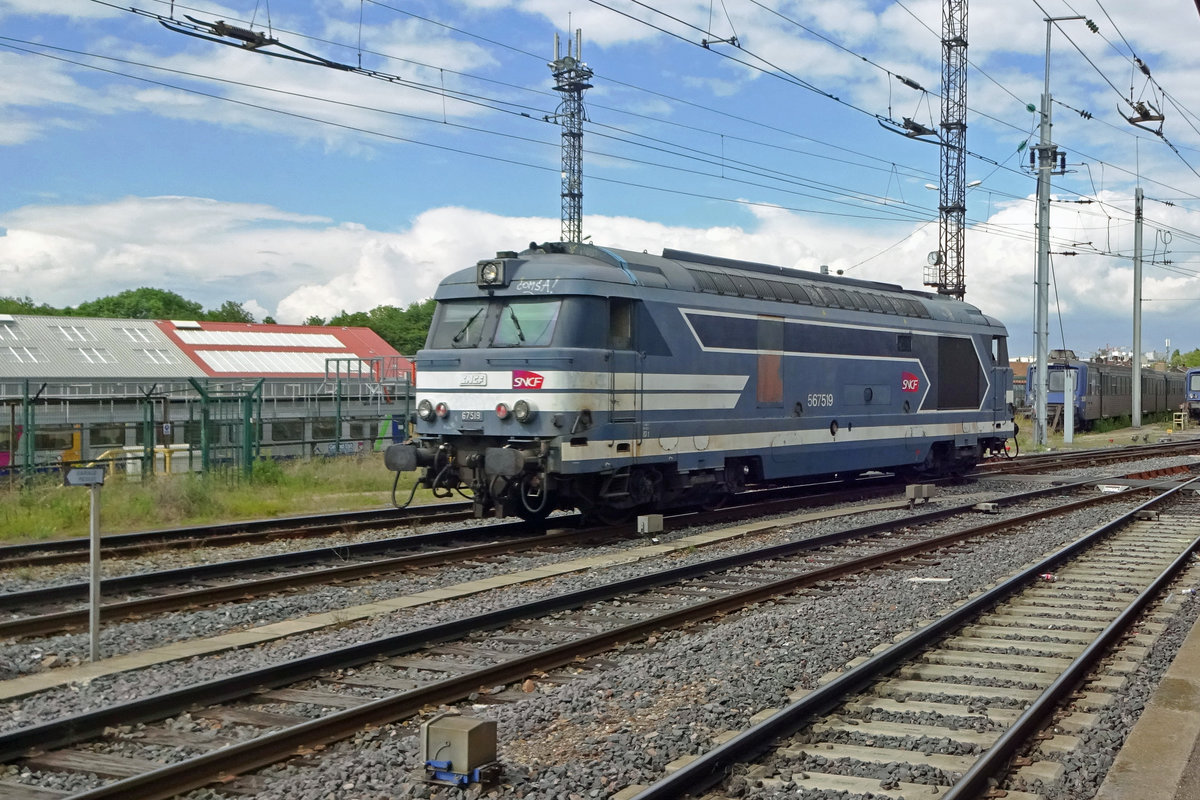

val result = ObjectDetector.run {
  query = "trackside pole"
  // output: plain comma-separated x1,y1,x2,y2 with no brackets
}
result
88,482,101,661
66,467,106,661
1064,368,1075,445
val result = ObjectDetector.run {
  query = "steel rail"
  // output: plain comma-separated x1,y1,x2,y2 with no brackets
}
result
0,502,474,567
0,524,620,638
627,475,1200,799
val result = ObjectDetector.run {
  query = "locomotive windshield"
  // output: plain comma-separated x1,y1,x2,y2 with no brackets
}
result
427,297,602,349
494,299,560,347
430,301,489,349
1047,369,1067,392
1191,373,1200,392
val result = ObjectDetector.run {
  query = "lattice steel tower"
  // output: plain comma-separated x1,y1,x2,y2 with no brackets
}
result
548,30,593,244
926,0,968,299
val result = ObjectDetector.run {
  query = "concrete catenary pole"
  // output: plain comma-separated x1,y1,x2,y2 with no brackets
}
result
1033,15,1084,448
1133,186,1144,428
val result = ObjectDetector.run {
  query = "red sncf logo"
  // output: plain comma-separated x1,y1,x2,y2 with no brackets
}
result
901,372,921,393
512,370,545,390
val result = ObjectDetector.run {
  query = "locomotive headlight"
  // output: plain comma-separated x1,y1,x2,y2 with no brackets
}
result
513,399,536,423
476,259,507,287
495,402,511,420
434,401,450,419
417,399,435,422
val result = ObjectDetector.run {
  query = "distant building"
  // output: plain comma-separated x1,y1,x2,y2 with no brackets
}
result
1,315,413,475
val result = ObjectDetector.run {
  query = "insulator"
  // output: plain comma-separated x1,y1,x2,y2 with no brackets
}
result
212,20,269,46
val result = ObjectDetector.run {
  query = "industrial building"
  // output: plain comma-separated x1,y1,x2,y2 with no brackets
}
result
0,314,413,478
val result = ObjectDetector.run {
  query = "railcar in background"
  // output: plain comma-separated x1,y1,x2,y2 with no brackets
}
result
386,242,1016,521
1186,367,1200,422
1027,350,1186,431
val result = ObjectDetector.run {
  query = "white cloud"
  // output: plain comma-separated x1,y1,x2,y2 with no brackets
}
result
2,193,1199,354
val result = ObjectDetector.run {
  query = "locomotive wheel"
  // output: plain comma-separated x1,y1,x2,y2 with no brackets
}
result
513,473,554,522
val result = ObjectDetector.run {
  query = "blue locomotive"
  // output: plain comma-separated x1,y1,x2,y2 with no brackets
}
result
386,242,1016,520
1027,350,1186,431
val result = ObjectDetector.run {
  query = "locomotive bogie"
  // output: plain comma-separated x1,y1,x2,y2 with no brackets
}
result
387,242,1015,519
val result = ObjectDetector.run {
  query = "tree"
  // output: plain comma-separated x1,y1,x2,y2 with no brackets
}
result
304,315,326,326
206,300,255,323
74,288,204,320
0,296,61,315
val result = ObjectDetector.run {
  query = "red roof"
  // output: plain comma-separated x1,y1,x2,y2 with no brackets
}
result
153,320,414,379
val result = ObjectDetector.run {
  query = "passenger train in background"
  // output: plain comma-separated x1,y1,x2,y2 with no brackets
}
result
1187,367,1200,422
386,241,1016,521
1026,350,1186,431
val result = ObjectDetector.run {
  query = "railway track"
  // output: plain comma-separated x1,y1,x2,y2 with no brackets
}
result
2,459,1185,647
0,479,927,641
0,472,1189,799
0,502,474,569
627,477,1200,799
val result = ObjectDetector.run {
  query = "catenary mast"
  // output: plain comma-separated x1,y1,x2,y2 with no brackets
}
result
548,30,593,244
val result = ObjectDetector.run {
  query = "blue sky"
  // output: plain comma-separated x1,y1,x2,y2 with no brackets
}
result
3,0,1200,359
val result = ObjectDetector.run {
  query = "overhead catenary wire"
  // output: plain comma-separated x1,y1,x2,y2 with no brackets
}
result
63,0,1200,271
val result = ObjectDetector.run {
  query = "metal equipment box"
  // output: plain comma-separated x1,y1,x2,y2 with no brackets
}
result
419,714,498,786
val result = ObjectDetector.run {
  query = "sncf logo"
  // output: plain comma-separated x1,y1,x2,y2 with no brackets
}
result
512,370,545,390
901,372,921,393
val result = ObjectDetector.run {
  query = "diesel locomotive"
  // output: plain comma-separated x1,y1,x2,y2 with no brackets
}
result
385,242,1016,520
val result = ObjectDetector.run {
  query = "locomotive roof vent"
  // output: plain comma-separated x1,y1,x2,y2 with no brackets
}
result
1050,349,1078,361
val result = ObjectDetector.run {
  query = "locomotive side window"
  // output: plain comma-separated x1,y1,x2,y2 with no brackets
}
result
609,300,633,350
991,335,1008,365
608,299,670,355
494,299,561,347
429,301,489,349
897,334,912,353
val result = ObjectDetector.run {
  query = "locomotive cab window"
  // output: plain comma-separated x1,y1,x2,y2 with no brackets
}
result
991,335,1008,366
494,299,561,347
428,300,490,349
609,299,671,355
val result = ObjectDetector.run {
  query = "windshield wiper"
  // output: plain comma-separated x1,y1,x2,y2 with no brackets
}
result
451,308,484,344
507,306,526,342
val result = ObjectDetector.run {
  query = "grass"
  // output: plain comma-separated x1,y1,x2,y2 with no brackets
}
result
0,454,446,545
1011,410,1184,454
